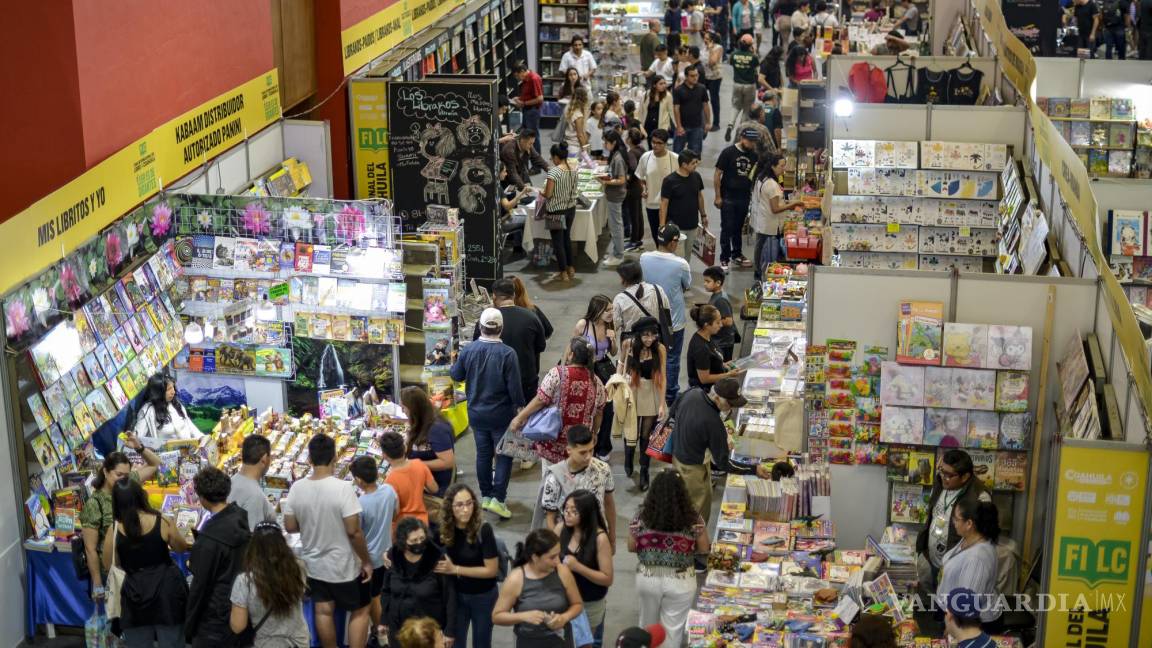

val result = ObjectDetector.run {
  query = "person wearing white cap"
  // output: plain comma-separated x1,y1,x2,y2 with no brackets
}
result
450,308,525,519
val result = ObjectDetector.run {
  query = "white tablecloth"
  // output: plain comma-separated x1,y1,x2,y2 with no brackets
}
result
522,196,607,262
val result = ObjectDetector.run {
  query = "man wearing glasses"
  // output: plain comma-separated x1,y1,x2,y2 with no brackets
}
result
916,449,992,591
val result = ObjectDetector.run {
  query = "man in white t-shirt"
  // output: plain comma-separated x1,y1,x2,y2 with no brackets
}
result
560,35,597,88
811,1,840,32
645,44,676,85
634,129,679,249
684,0,706,50
284,434,373,648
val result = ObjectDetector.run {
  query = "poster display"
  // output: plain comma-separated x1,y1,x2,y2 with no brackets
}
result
1043,441,1151,647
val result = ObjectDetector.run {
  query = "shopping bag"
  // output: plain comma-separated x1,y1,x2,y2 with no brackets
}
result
570,611,595,648
496,428,539,462
773,398,805,452
85,605,111,648
645,415,675,463
694,228,717,266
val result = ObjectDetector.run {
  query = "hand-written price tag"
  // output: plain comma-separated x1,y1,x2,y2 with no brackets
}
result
887,222,900,234
959,226,972,237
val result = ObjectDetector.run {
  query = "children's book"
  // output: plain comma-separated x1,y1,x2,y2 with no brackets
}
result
70,364,94,394
279,242,296,271
1088,149,1109,176
994,452,1027,491
1048,97,1071,118
948,368,995,410
966,410,1000,449
46,423,71,459
896,301,944,365
999,412,1030,450
1109,150,1133,176
232,238,259,272
886,445,913,482
294,242,314,272
422,278,452,330
1090,96,1112,120
986,325,1032,371
192,235,215,269
82,354,106,387
26,393,54,431
1109,123,1133,148
880,362,925,407
995,371,1030,412
1069,121,1091,147
1111,97,1133,120
907,449,936,486
923,366,952,407
104,378,129,409
83,388,116,426
30,433,60,470
25,493,52,538
1069,98,1090,119
881,406,924,445
890,483,928,524
43,383,71,422
942,323,989,368
969,449,997,490
924,408,967,447
311,244,332,274
72,402,96,436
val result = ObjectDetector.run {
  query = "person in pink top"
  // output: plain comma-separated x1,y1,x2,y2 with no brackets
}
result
785,40,816,87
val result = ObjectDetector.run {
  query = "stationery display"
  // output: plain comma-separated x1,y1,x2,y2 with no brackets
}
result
1038,96,1139,178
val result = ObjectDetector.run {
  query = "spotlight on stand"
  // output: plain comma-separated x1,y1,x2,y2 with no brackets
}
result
184,321,204,345
834,98,855,118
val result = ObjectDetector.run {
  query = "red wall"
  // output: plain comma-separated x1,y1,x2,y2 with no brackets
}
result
72,0,275,166
0,3,86,220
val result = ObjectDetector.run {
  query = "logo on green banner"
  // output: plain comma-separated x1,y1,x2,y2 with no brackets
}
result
1058,537,1131,587
358,128,389,152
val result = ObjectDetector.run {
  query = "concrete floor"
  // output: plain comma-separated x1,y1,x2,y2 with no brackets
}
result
23,66,764,648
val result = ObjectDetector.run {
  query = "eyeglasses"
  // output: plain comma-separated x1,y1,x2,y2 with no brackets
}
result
563,508,580,516
938,468,959,479
453,500,476,509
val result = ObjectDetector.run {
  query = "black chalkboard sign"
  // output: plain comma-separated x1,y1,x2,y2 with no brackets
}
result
387,78,502,281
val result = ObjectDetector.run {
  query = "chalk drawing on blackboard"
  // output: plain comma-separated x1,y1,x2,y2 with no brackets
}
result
395,87,472,122
456,116,493,147
458,185,488,214
460,158,494,185
417,124,459,204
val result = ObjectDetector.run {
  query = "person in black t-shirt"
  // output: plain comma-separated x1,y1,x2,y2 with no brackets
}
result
660,150,709,260
714,129,759,269
702,266,737,361
438,483,502,648
672,66,712,155
1071,0,1101,53
1099,0,1132,59
471,279,547,402
686,304,743,389
1140,0,1152,60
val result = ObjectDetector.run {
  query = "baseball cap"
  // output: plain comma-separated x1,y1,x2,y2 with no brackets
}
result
714,376,749,408
617,625,666,648
740,128,761,141
943,587,983,623
480,308,503,328
657,223,686,244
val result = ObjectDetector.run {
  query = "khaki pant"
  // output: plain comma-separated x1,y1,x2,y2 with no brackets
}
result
674,457,712,521
679,226,699,264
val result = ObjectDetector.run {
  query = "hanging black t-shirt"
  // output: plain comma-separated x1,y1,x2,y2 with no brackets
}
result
660,171,706,230
673,82,711,129
687,332,726,389
916,67,949,104
716,143,758,199
947,68,983,105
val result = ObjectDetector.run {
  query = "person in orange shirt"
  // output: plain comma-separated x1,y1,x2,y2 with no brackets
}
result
381,431,438,530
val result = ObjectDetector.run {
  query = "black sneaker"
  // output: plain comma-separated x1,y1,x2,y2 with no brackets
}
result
724,124,733,142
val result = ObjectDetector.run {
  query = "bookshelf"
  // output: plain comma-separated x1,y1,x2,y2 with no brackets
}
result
538,0,591,126
1037,96,1139,178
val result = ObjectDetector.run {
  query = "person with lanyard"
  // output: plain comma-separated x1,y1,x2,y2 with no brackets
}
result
512,63,545,153
892,0,921,37
916,449,991,592
942,588,999,648
714,127,759,270
685,304,745,389
727,34,759,132
559,36,597,89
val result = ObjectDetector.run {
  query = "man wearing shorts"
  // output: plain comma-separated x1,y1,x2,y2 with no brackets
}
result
284,434,374,648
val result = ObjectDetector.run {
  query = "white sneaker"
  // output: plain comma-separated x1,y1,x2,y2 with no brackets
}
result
602,255,624,267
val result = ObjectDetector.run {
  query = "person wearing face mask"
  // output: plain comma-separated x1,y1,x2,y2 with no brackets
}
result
381,517,456,647
670,377,773,520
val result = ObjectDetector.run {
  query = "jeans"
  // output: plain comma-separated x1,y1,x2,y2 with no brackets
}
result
1103,26,1127,59
719,198,750,262
522,108,542,153
122,625,185,648
548,208,577,271
673,126,705,155
636,572,696,648
473,424,513,502
645,207,662,247
754,233,780,280
706,78,722,128
596,401,614,457
605,199,625,258
456,586,499,648
666,328,685,404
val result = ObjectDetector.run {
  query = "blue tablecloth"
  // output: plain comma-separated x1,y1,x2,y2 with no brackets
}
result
25,549,345,646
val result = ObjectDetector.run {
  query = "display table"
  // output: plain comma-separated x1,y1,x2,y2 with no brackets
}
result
24,548,344,647
521,196,607,262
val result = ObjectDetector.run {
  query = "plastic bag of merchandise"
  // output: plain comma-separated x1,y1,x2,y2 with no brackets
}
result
85,605,112,648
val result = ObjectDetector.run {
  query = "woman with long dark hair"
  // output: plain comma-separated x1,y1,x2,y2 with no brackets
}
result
599,130,629,267
401,386,456,495
785,40,816,87
229,522,310,647
628,470,709,648
102,478,190,648
554,490,613,646
493,529,583,648
572,295,617,458
382,517,456,645
624,128,647,251
938,499,1003,628
686,304,744,389
541,142,581,283
79,436,161,600
557,67,582,101
750,152,804,280
620,317,667,490
132,373,202,446
436,484,501,648
509,337,606,468
641,77,675,145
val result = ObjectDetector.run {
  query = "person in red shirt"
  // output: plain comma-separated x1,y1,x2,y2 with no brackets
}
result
513,62,545,153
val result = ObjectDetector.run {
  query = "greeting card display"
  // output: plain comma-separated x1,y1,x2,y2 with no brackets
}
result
880,406,924,445
896,301,944,365
942,323,988,368
874,141,919,168
879,362,924,406
923,408,967,447
832,140,876,168
950,368,996,410
986,325,1032,370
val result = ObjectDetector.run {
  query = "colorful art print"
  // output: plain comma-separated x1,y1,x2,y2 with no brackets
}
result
923,408,967,447
61,422,85,451
382,318,404,345
995,371,1030,412
879,362,924,407
422,278,452,330
31,432,61,472
951,368,996,410
138,262,161,297
117,367,136,396
231,238,260,272
985,325,1032,371
854,442,887,465
896,301,944,365
963,449,995,490
875,141,919,169
965,410,1000,449
45,422,72,459
828,446,855,465
70,363,94,394
921,366,952,408
122,274,148,310
71,401,96,436
349,316,369,342
121,318,145,353
215,345,256,374
942,323,989,368
112,328,137,366
880,406,925,445
886,445,913,482
294,242,314,272
1110,210,1145,256
859,346,888,377
104,378,130,409
890,483,928,524
994,452,1027,491
26,393,54,431
83,388,116,427
906,449,936,486
82,353,107,387
1111,97,1134,120
254,348,292,377
330,315,351,341
998,412,1029,450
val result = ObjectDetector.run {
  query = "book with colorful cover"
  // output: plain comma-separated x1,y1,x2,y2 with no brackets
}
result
43,383,71,422
881,406,925,445
294,242,314,272
26,393,53,431
907,449,936,486
1111,98,1134,120
994,452,1027,490
995,371,1030,412
999,412,1029,450
880,362,925,406
1089,96,1112,120
966,410,1000,449
25,493,52,539
30,433,60,470
82,354,107,387
952,368,997,410
1068,98,1090,119
923,408,967,447
1069,121,1091,146
986,325,1032,371
942,323,989,368
311,245,332,274
890,483,927,523
886,445,913,482
104,378,129,409
896,301,944,365
969,449,997,490
192,234,215,269
923,366,952,407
